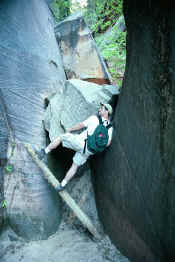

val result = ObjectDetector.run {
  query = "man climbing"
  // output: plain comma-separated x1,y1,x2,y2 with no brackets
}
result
42,103,113,191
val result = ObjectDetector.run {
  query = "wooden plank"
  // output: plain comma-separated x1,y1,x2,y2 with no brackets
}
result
25,144,100,239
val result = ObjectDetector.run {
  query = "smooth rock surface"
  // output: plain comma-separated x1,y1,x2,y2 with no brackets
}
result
0,0,66,240
91,1,175,262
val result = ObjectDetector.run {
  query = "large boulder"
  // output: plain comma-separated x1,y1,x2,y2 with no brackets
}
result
0,0,66,240
91,1,175,262
55,13,112,84
44,79,119,141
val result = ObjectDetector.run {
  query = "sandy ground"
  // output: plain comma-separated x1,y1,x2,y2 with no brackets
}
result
0,170,130,262
0,222,130,262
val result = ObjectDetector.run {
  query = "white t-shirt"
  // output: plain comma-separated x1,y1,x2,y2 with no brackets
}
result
79,115,113,141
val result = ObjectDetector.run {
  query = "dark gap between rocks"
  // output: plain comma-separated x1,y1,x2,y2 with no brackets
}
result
45,131,72,181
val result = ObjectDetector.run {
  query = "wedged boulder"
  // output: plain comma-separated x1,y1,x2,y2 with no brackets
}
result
44,79,119,141
55,13,112,83
0,0,66,240
91,1,175,262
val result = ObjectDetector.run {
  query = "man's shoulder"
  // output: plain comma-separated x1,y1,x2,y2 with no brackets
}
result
87,115,99,121
91,114,99,119
87,115,99,125
83,114,98,127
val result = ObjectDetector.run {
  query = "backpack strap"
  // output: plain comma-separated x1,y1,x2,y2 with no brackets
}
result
83,138,87,154
83,131,88,154
97,115,112,129
106,123,112,129
97,115,103,124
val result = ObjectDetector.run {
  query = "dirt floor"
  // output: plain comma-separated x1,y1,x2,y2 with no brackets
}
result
0,222,130,262
0,170,130,262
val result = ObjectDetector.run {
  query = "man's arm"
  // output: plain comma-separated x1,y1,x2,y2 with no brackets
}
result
106,138,112,147
106,127,113,147
66,115,96,133
66,122,85,133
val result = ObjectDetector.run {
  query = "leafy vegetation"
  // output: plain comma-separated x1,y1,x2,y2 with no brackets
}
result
84,0,126,85
50,0,71,22
1,199,7,208
84,0,123,33
5,164,13,173
96,23,126,85
50,0,126,85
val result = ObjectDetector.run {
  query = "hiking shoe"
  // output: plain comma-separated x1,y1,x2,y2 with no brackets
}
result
56,183,65,192
60,120,66,133
37,148,46,160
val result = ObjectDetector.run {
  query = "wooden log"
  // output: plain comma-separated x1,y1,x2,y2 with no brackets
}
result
25,144,101,239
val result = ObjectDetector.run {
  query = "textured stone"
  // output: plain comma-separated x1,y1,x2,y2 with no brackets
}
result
0,0,66,240
44,79,119,141
91,1,175,262
55,13,112,83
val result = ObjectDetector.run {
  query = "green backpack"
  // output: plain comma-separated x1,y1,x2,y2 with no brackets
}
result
86,116,112,154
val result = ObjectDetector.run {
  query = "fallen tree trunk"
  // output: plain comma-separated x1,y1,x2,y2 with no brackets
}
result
25,144,100,240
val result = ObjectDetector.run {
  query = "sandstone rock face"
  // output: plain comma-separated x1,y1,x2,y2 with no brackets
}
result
0,100,8,229
0,0,66,240
0,168,3,230
91,1,175,262
44,79,119,141
55,13,112,83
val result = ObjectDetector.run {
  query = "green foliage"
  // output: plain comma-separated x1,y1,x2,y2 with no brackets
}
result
84,0,123,34
1,200,7,208
5,164,13,173
84,0,126,86
50,0,71,22
96,29,126,85
50,0,126,85
71,1,83,13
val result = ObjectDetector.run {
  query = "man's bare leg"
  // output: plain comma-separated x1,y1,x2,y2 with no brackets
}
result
61,162,78,187
45,136,62,153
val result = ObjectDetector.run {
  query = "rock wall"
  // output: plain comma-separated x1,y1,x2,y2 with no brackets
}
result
0,99,8,230
0,167,4,230
91,1,175,262
0,0,66,240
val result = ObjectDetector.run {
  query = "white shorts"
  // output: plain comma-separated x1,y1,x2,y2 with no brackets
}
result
60,133,93,166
